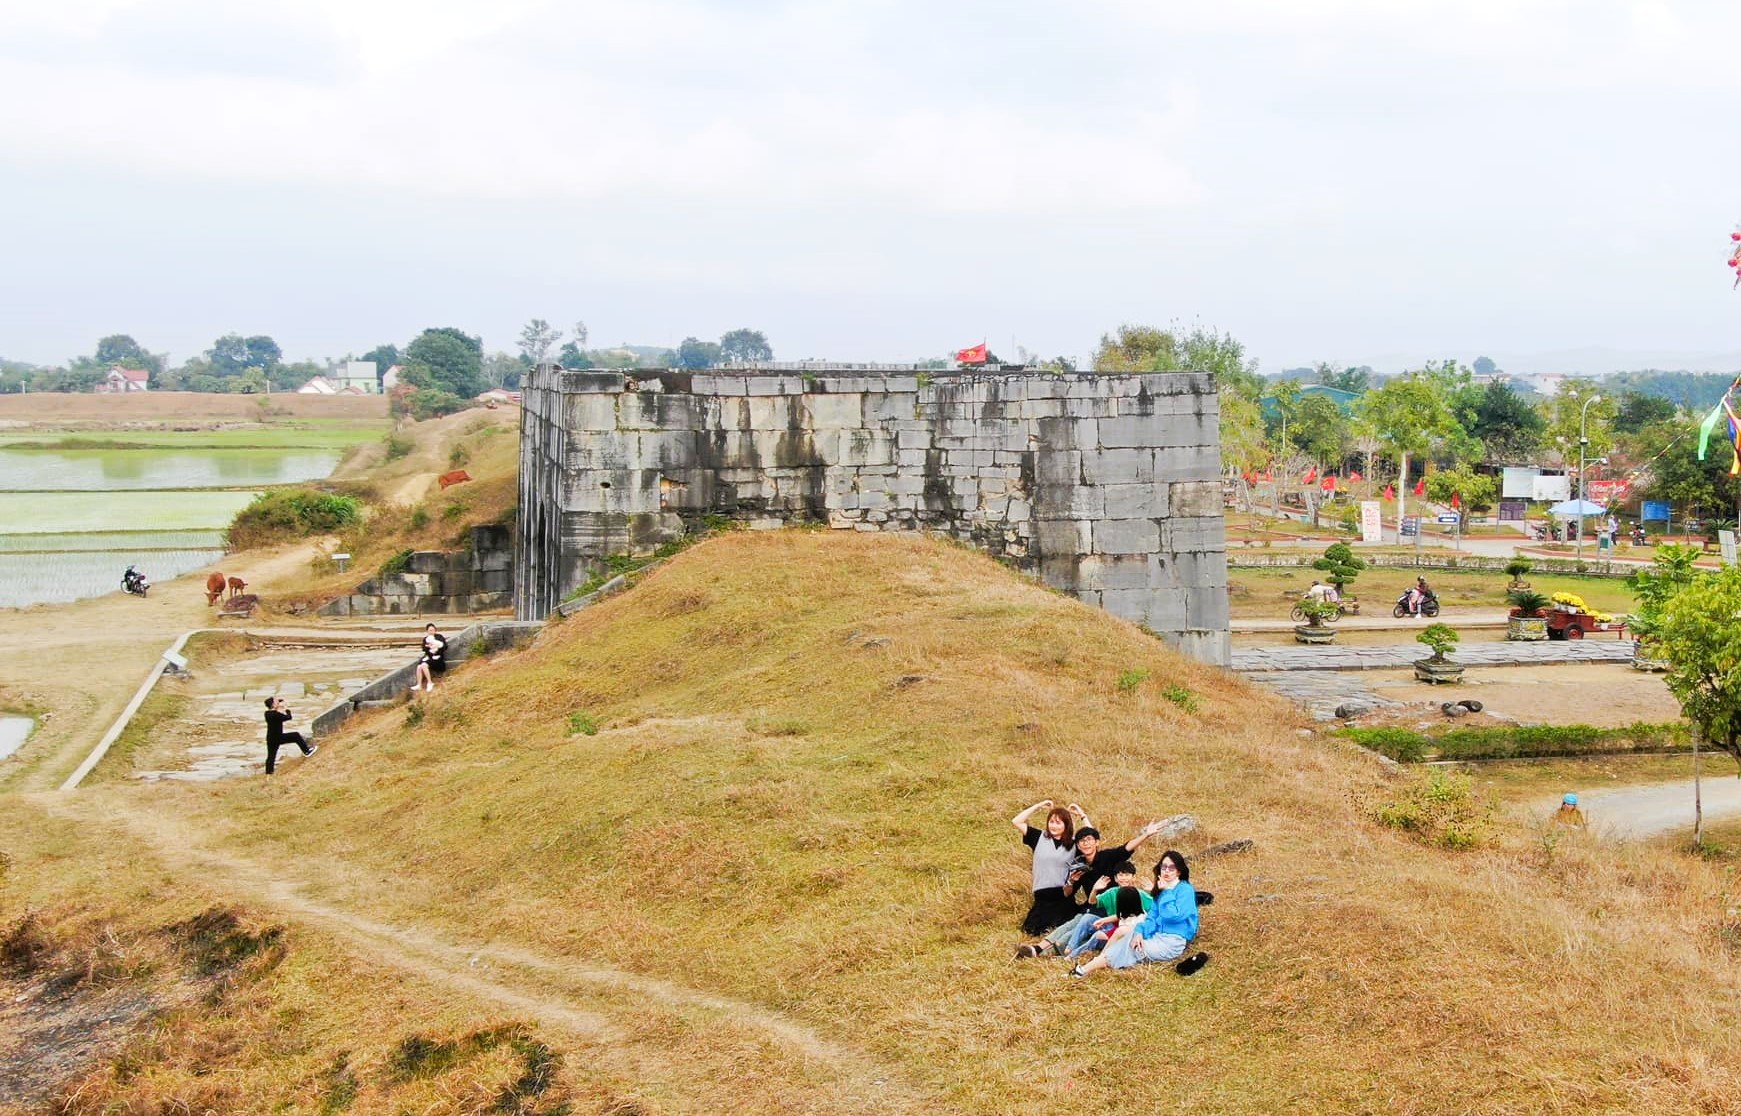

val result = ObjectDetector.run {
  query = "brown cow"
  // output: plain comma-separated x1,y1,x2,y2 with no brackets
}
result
227,576,247,600
205,572,227,605
438,469,472,490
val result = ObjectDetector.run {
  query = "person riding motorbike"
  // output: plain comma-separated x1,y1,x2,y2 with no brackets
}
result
1405,576,1431,617
122,564,149,597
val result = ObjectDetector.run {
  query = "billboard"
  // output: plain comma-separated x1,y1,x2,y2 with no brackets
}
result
1531,474,1571,502
1360,500,1382,544
1589,478,1631,505
1501,467,1540,499
1641,500,1671,522
1497,499,1527,522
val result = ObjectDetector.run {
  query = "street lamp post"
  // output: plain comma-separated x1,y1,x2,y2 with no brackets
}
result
1576,393,1601,563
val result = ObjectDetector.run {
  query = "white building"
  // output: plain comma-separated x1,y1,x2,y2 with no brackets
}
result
297,375,338,395
95,366,150,393
333,360,378,394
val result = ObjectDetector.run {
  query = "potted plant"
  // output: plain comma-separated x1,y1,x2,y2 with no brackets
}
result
1312,541,1367,615
1504,558,1533,589
1293,597,1340,644
1414,622,1464,683
1505,589,1550,642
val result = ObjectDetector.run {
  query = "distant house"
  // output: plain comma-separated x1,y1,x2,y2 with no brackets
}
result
333,360,378,394
297,376,339,395
1258,383,1359,420
382,364,403,392
95,366,150,393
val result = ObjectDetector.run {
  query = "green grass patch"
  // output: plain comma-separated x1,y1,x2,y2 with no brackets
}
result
1341,721,1691,763
89,687,191,784
226,488,363,549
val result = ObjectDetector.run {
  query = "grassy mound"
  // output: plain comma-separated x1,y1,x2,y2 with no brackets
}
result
8,530,1741,1112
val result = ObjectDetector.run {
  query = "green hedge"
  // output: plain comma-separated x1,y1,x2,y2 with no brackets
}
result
1342,721,1690,763
226,489,363,550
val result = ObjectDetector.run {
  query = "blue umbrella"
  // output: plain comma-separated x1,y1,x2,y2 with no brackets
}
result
1548,498,1607,517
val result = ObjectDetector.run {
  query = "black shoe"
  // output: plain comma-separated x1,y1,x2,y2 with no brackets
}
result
1195,890,1214,906
1066,966,1085,979
304,744,319,757
1174,951,1210,976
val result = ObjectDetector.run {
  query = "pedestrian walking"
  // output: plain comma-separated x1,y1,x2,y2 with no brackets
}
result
263,696,316,775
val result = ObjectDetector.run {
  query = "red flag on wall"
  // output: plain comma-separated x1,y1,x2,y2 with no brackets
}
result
955,343,989,364
1349,470,1363,482
1301,466,1317,485
1383,484,1395,500
1413,478,1426,496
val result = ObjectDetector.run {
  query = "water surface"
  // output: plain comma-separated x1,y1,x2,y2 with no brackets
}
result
0,714,33,761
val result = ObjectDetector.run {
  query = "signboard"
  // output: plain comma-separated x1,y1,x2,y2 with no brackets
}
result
1531,474,1571,502
1723,529,1737,567
1589,478,1631,504
1400,516,1420,538
1641,500,1671,522
1497,499,1527,522
1436,514,1461,525
1359,500,1382,544
1501,467,1541,499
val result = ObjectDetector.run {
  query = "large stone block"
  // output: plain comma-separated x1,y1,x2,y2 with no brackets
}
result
1033,450,1082,485
1153,446,1222,482
1034,484,1104,520
1168,481,1223,519
1093,518,1160,555
1103,481,1167,519
1162,517,1226,553
1036,518,1092,555
1074,554,1153,591
1083,449,1155,485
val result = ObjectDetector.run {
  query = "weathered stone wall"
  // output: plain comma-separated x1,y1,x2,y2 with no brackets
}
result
517,367,1229,664
320,525,514,617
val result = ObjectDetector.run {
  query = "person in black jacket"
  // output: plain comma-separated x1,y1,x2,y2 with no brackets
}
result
263,696,316,774
413,623,448,693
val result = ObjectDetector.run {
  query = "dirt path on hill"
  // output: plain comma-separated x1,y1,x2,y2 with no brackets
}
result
35,793,924,1113
0,544,327,792
1529,777,1741,839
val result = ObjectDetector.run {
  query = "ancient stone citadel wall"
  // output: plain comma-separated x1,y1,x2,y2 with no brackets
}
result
517,366,1229,664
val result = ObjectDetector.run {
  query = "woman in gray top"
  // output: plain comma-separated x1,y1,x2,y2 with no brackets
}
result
1012,799,1086,935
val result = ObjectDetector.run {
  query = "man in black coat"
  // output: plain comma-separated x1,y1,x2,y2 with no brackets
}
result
263,696,317,775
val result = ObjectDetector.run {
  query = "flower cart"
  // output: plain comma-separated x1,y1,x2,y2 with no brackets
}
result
1543,593,1627,641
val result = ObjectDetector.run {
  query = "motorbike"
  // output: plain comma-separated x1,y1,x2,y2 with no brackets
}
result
1392,588,1440,619
122,566,150,598
1631,527,1646,546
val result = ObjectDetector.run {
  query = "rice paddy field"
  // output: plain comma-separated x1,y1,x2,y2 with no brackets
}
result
0,413,385,608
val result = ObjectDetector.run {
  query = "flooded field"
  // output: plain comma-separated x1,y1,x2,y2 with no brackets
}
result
0,448,340,490
0,714,32,761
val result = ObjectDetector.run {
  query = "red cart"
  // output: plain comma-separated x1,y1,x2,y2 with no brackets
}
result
1545,610,1627,640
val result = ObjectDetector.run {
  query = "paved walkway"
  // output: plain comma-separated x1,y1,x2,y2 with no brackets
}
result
1528,777,1741,840
1232,637,1635,674
1233,610,1512,633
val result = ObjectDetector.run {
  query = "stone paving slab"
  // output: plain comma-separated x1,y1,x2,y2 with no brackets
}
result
1242,671,1404,722
1231,638,1634,674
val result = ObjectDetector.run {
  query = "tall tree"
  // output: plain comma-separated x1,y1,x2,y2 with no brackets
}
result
1291,393,1352,465
571,320,588,349
94,334,161,375
208,334,281,377
676,337,722,369
404,327,486,397
483,351,524,390
718,328,773,363
1356,371,1457,533
1541,379,1617,469
1614,391,1679,433
1472,356,1498,377
1092,324,1178,372
1315,362,1370,394
1467,380,1544,462
517,319,562,366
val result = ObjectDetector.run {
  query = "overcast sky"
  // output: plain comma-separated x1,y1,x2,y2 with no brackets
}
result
4,0,1741,374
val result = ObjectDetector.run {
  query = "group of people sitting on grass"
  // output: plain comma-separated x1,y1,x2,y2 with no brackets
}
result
1010,800,1209,978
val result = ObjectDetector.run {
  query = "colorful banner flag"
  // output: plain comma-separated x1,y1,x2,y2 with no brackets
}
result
1349,470,1363,482
1301,466,1317,485
1451,491,1461,509
1321,475,1336,492
1383,484,1395,501
1698,401,1726,460
955,343,988,364
1413,478,1426,496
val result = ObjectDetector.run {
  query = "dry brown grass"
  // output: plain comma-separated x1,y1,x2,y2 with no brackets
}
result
0,391,386,423
8,530,1741,1113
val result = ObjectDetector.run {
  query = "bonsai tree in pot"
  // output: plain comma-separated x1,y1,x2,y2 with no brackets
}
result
1414,622,1464,683
1504,558,1533,589
1293,597,1340,644
1505,588,1551,642
1312,541,1368,613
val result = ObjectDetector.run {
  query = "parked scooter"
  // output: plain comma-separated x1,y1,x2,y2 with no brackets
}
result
122,564,150,598
1392,588,1440,618
1631,526,1647,546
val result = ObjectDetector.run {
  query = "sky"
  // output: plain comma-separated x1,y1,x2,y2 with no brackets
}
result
3,0,1741,374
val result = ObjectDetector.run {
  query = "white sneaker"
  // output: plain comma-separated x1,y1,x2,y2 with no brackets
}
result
426,683,436,692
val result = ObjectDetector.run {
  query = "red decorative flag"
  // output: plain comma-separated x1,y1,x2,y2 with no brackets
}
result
1321,475,1336,492
1413,478,1426,497
1261,471,1273,482
1301,466,1317,485
1349,470,1362,482
1242,471,1255,484
955,343,989,364
1383,484,1395,500
1451,491,1461,509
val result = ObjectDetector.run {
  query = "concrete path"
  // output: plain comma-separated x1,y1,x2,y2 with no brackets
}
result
1530,776,1741,840
1232,637,1635,674
1234,609,1513,633
1242,670,1401,721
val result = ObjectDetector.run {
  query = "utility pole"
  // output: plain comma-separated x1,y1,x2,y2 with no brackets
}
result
1576,393,1601,563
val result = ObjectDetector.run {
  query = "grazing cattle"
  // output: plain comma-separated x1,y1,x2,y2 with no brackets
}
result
205,572,227,605
438,469,472,490
227,576,247,600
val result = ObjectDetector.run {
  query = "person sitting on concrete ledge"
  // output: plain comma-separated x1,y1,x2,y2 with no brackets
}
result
413,623,448,693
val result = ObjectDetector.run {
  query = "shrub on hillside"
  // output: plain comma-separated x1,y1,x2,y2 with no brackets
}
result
406,388,469,421
1370,769,1492,850
226,489,362,550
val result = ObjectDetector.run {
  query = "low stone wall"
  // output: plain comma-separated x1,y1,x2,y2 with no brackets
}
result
1229,552,1635,580
310,619,543,738
321,525,514,617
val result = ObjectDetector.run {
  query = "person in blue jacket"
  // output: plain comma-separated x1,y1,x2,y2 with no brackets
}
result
1069,850,1199,977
